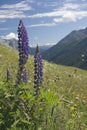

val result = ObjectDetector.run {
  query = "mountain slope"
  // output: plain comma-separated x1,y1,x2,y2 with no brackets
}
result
0,43,87,129
1,39,52,55
0,42,87,93
42,27,87,70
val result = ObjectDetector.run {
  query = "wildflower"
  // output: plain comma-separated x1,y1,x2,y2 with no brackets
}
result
34,45,43,95
70,104,77,111
71,113,76,118
18,19,28,64
17,19,29,84
70,106,76,111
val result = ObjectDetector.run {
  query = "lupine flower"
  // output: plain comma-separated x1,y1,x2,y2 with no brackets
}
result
17,19,29,84
18,20,28,64
34,45,43,95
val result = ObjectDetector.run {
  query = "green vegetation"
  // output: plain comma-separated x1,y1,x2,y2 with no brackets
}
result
0,43,87,130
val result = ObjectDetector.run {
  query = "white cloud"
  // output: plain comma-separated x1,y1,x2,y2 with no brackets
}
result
62,3,80,10
62,11,78,22
28,11,60,18
26,0,35,3
0,1,32,11
42,42,56,46
30,42,56,47
28,2,87,24
1,32,18,40
53,10,87,23
0,10,26,19
53,18,63,23
37,1,59,7
0,0,87,25
0,1,32,20
29,9,87,23
29,22,56,27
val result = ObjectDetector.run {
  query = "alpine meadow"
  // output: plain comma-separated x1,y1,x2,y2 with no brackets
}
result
0,19,87,130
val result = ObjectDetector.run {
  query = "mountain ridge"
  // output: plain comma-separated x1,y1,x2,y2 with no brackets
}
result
0,38,52,55
42,27,87,70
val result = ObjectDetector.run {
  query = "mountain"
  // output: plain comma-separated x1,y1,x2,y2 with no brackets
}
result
4,38,18,49
42,27,87,70
1,39,52,55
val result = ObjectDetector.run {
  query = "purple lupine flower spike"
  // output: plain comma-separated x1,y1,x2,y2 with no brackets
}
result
17,19,29,84
34,45,43,95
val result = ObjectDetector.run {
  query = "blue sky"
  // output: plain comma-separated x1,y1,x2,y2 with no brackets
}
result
0,0,87,46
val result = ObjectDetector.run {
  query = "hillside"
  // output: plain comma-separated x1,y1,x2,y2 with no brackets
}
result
0,43,87,97
0,42,87,91
42,27,87,70
0,43,87,130
1,39,52,55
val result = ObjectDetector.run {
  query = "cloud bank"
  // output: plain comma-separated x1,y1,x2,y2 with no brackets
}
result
0,1,32,19
28,2,87,27
0,0,87,27
1,32,18,40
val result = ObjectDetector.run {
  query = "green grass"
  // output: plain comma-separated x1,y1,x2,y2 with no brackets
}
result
0,43,87,130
